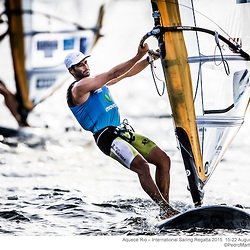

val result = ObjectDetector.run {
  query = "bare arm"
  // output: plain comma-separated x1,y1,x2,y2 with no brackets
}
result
71,44,149,105
78,44,148,90
107,49,160,86
107,58,149,86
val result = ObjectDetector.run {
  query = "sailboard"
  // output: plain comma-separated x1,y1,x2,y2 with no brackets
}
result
157,205,250,230
141,0,250,207
1,0,104,125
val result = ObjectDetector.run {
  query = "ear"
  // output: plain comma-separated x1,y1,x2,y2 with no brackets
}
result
69,67,74,75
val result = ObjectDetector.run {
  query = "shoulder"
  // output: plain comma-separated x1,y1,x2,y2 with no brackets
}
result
69,79,92,106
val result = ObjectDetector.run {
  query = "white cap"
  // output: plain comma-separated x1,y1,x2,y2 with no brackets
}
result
64,51,90,69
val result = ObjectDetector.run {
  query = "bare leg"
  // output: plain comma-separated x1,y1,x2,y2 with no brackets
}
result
148,146,170,201
147,146,179,219
130,154,179,219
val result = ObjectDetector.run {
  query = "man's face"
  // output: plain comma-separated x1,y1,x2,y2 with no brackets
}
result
70,59,90,79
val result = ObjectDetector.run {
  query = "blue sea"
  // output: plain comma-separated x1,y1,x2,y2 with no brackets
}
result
0,0,250,249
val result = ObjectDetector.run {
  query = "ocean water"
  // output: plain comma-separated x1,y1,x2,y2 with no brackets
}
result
0,0,250,249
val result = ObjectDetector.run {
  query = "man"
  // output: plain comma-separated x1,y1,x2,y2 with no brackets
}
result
64,43,179,219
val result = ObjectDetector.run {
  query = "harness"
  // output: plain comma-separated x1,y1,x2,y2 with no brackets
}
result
114,119,135,143
93,119,135,155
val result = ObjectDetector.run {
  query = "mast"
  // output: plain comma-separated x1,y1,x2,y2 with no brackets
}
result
6,0,33,124
150,0,204,206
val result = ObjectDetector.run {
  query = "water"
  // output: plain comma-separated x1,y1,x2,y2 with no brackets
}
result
0,0,250,248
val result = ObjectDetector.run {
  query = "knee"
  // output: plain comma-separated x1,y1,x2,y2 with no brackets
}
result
163,153,171,174
163,152,171,169
154,149,171,170
148,146,171,167
157,151,171,175
130,156,151,176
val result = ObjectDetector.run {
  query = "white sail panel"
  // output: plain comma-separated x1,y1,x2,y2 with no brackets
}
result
178,0,250,180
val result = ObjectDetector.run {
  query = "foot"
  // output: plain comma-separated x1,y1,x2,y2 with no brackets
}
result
159,206,180,220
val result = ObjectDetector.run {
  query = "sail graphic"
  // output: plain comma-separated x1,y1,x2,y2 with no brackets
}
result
4,0,104,124
141,0,250,206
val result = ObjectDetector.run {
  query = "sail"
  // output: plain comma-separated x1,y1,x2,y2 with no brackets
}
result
184,0,250,182
141,0,250,206
5,0,104,123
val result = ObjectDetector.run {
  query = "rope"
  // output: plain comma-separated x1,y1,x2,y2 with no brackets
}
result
148,51,165,96
214,31,230,75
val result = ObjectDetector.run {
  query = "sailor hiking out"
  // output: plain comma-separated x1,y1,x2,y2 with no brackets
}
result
64,43,179,219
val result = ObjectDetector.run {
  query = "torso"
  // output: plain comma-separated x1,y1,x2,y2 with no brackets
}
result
67,85,121,133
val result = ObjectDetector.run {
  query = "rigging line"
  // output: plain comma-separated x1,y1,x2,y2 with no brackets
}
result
193,62,203,107
214,31,230,75
148,52,165,97
178,140,194,159
150,63,165,96
192,63,206,156
173,123,194,159
199,68,206,157
190,0,201,54
190,0,205,118
214,45,223,66
190,0,197,27
177,2,233,40
189,1,206,155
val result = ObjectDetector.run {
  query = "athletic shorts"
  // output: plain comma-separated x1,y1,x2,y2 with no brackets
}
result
93,126,156,169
